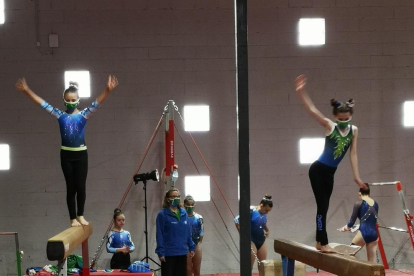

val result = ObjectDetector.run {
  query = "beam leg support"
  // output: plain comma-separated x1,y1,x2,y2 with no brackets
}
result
82,239,90,276
282,255,295,276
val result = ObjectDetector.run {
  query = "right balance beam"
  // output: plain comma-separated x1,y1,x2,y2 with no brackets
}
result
274,239,384,276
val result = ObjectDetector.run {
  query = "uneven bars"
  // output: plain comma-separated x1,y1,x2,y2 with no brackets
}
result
368,181,399,186
378,226,408,233
0,232,18,235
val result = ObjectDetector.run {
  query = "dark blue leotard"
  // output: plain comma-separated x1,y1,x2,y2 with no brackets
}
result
347,200,379,243
235,206,267,250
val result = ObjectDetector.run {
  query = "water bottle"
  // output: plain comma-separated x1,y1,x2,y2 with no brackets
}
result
172,169,178,183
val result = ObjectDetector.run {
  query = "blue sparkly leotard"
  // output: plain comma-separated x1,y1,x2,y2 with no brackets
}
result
235,206,268,250
187,213,204,246
106,230,136,254
41,100,99,151
347,200,379,243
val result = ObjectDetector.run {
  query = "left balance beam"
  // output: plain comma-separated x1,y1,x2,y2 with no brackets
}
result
47,224,93,261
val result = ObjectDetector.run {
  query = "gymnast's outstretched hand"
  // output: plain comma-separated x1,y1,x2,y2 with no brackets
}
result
338,225,350,232
107,75,119,91
16,78,29,92
294,74,307,91
97,75,118,104
16,78,44,105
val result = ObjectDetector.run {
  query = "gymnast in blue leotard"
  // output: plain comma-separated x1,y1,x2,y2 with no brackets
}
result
16,76,118,227
107,209,135,269
339,184,379,262
184,195,204,276
234,195,273,271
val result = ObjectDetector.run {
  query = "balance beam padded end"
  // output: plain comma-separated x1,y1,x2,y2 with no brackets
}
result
47,224,93,261
274,239,384,276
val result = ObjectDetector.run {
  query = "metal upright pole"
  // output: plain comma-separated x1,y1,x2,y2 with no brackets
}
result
0,232,22,276
14,233,22,276
165,100,176,191
82,240,90,276
375,224,389,269
143,180,149,264
235,0,251,275
396,182,414,252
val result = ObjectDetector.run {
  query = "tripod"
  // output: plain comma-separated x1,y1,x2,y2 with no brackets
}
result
138,180,161,270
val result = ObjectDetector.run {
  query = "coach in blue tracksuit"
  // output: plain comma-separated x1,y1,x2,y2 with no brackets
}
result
156,188,195,276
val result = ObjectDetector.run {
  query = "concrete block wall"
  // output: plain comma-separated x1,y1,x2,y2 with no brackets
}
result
0,0,413,274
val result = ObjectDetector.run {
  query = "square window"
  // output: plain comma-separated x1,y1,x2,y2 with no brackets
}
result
184,176,210,202
64,71,91,98
184,105,210,131
0,144,10,170
0,0,4,24
403,101,414,127
299,138,325,164
298,18,325,46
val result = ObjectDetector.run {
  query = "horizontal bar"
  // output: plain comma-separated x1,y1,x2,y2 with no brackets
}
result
0,232,17,236
378,226,408,233
368,182,399,186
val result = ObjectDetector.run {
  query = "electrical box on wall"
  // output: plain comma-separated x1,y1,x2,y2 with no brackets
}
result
49,34,59,48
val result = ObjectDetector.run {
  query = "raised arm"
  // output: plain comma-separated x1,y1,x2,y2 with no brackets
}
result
294,75,331,130
349,127,368,189
16,78,44,106
96,75,118,105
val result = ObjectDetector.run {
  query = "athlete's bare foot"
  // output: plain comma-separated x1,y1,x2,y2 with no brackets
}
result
71,219,82,227
320,244,336,253
76,216,89,226
315,242,321,250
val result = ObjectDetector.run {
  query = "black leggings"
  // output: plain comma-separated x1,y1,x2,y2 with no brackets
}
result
161,255,187,276
309,161,337,245
110,253,131,269
60,150,88,220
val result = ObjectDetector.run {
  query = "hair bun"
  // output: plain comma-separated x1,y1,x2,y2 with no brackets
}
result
69,81,79,89
346,98,355,108
114,208,122,214
330,98,341,107
264,194,272,200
